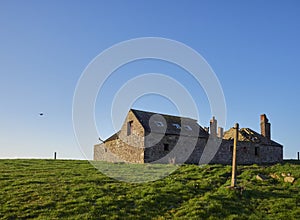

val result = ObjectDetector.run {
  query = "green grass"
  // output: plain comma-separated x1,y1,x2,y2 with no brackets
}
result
0,159,299,219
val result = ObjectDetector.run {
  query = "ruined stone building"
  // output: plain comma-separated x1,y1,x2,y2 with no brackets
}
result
94,109,283,164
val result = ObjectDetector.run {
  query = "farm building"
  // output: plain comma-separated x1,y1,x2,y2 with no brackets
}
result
94,109,283,164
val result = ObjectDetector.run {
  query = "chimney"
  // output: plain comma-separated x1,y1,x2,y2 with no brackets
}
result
260,114,271,140
218,127,224,138
210,116,217,136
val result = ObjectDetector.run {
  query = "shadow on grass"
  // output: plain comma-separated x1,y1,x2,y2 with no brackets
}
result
91,161,178,183
283,159,300,165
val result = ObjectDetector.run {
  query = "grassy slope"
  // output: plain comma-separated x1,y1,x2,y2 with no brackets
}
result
0,159,299,219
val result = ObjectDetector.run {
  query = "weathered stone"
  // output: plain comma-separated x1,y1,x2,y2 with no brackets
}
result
284,176,295,183
270,173,280,179
94,109,284,165
256,174,268,181
260,114,271,140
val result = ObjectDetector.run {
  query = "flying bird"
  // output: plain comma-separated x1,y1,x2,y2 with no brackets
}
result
39,112,44,116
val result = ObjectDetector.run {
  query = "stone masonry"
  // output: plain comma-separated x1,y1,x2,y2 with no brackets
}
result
94,109,283,165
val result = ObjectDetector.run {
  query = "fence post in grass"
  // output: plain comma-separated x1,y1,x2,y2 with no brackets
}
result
54,152,57,160
231,123,239,187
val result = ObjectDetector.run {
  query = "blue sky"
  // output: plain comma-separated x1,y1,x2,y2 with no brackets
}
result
0,0,299,159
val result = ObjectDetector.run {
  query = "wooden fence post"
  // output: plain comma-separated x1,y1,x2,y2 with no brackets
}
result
231,123,239,187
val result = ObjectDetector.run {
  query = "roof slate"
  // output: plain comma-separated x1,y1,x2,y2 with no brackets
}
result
223,127,282,147
131,109,208,138
104,131,121,142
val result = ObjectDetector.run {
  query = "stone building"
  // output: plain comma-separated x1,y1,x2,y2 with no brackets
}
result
94,109,283,164
210,114,283,164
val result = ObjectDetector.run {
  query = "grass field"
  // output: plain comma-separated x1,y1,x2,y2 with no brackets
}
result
0,159,299,219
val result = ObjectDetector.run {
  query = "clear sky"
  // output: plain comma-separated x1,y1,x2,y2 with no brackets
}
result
1,0,299,160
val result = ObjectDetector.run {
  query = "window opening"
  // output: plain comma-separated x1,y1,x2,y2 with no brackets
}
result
154,121,164,127
172,123,181,129
164,144,169,151
127,121,133,135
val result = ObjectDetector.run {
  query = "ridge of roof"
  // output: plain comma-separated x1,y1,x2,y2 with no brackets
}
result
130,108,196,121
130,108,208,137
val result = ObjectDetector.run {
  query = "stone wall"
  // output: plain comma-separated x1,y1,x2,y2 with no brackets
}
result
94,139,144,163
94,133,283,165
144,133,208,164
210,140,283,165
93,110,145,163
118,110,145,148
94,142,124,163
94,110,283,165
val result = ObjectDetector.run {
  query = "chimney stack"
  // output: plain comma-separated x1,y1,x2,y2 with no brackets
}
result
210,116,217,137
260,114,271,140
218,127,224,138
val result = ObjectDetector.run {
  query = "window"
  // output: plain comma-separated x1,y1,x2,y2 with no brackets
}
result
104,148,107,153
164,144,169,151
127,121,133,136
154,121,164,127
255,147,259,156
184,125,192,131
172,123,181,129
